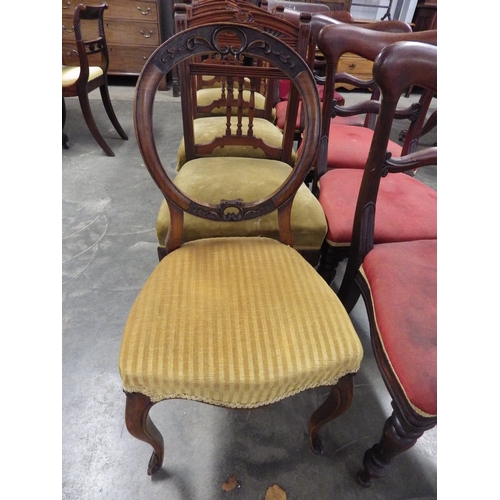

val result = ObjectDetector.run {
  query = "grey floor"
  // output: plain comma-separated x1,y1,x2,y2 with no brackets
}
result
62,80,437,500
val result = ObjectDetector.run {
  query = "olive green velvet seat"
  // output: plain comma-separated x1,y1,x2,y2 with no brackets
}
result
157,157,327,260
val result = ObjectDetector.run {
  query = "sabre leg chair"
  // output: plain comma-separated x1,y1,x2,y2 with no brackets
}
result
336,41,437,486
314,25,437,285
120,22,363,476
62,3,127,156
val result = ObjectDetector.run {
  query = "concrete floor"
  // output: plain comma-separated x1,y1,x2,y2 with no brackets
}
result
62,80,437,499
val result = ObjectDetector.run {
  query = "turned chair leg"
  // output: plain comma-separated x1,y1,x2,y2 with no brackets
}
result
316,242,346,286
356,404,433,487
77,92,115,157
99,83,128,140
125,392,164,476
308,374,354,454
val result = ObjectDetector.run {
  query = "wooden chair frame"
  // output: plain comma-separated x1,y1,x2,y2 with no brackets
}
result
126,22,360,476
62,3,127,156
336,41,437,486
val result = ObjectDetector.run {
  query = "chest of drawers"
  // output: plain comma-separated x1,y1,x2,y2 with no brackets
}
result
335,52,374,91
62,0,167,86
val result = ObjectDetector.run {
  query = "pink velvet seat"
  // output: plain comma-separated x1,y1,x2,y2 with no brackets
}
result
335,40,438,487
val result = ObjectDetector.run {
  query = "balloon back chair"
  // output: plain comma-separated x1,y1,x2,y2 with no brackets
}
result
314,25,437,285
62,3,127,156
119,22,363,476
156,9,328,266
336,40,437,486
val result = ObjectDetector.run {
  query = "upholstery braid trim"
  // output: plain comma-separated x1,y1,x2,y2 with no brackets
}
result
122,367,361,408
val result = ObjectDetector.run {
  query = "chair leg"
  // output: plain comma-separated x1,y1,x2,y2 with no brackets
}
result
316,242,348,285
308,373,354,454
125,392,164,476
99,84,128,140
356,405,432,487
62,98,69,149
157,246,167,261
77,92,115,157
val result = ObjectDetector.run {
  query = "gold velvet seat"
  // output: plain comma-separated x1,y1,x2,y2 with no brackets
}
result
176,117,295,171
120,22,363,477
157,157,327,255
121,237,361,408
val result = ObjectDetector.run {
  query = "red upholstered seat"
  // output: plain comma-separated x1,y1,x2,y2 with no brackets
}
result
319,169,437,245
326,124,402,170
279,79,342,103
275,101,364,130
361,239,437,416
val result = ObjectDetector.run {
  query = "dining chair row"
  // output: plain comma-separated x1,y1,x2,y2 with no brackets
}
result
118,9,437,490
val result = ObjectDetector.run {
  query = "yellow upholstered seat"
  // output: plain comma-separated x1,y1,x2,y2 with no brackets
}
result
156,157,327,252
119,237,363,407
196,87,273,118
62,65,103,87
176,116,296,171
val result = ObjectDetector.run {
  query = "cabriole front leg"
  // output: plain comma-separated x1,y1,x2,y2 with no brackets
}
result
125,392,164,476
308,374,354,454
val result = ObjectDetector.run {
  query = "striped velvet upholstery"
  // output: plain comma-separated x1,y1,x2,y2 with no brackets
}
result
119,237,363,407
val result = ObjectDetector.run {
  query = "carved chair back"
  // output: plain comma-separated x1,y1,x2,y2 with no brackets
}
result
134,22,321,254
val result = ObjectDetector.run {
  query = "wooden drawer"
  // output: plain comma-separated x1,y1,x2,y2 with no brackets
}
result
104,0,159,21
337,53,373,79
104,19,159,46
107,45,157,74
335,52,373,90
62,0,158,20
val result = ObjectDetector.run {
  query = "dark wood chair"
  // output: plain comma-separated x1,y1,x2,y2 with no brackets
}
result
273,10,413,149
121,22,364,476
156,4,328,266
62,3,127,156
313,25,437,285
336,40,437,486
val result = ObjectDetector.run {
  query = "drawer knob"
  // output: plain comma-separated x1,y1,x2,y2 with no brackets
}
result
140,29,154,38
348,63,356,70
62,25,74,34
137,6,152,15
62,1,71,9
